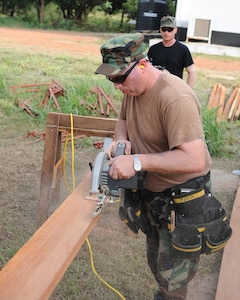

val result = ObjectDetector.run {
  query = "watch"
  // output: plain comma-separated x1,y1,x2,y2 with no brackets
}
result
133,154,142,172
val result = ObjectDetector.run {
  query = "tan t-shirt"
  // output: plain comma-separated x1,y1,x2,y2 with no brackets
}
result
120,70,212,192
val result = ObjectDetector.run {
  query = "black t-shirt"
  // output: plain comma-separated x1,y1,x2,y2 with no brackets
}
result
147,40,194,78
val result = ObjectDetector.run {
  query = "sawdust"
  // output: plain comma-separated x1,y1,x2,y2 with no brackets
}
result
0,27,239,300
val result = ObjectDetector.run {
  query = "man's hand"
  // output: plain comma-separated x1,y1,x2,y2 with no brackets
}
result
109,155,136,180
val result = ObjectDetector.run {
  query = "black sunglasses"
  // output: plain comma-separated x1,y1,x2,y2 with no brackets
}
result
106,60,139,84
161,27,174,32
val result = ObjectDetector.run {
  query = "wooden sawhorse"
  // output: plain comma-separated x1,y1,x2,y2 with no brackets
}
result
38,112,117,225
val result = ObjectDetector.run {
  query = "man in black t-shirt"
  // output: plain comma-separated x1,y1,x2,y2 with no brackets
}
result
148,15,196,88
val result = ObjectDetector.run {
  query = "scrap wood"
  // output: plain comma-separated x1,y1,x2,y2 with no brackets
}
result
216,85,226,122
97,86,118,115
208,83,220,109
208,83,225,110
62,133,85,143
50,80,66,96
12,80,65,113
234,95,240,120
25,131,46,142
82,86,118,117
234,105,240,120
208,84,240,122
24,131,85,143
11,83,49,94
93,140,104,149
17,99,38,118
221,87,239,121
228,88,240,121
208,83,226,122
81,100,96,111
39,80,65,111
98,92,104,115
48,85,61,111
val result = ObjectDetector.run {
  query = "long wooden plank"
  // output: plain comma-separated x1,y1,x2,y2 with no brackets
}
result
215,181,240,299
0,172,100,300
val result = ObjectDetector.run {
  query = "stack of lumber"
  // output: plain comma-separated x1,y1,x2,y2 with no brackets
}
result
207,83,240,122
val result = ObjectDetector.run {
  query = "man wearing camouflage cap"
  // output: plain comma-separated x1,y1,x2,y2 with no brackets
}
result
148,15,196,88
95,33,229,300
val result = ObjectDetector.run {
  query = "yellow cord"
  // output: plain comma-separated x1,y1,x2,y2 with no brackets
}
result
62,113,126,300
63,131,73,193
85,238,126,300
70,114,76,190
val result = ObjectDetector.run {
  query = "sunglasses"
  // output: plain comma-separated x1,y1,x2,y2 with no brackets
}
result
106,60,139,84
161,27,174,32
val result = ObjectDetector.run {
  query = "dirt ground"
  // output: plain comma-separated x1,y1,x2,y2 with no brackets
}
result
1,27,240,72
0,27,239,300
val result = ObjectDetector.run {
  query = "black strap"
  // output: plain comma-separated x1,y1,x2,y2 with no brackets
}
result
163,171,211,196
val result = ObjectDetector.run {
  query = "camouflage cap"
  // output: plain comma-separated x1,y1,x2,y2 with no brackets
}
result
160,16,176,28
95,33,147,76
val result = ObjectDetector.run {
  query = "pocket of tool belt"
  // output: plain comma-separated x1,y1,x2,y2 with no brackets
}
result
168,185,232,256
119,189,151,235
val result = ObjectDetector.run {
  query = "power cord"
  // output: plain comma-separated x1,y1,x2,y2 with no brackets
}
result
62,113,126,300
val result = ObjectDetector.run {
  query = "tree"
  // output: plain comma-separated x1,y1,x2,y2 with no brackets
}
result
35,0,44,23
122,0,137,20
1,0,30,16
167,0,177,16
53,0,103,24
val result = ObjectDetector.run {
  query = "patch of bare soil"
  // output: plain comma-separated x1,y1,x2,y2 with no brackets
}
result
0,28,239,300
1,27,240,72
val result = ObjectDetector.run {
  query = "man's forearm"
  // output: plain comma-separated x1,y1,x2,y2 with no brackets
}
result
186,64,196,88
114,118,128,141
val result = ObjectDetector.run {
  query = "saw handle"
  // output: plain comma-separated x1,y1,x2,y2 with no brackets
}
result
115,143,126,157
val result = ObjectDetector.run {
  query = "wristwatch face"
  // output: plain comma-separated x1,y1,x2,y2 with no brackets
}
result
134,155,142,172
134,162,142,172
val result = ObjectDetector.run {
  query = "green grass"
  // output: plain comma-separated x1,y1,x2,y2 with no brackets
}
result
0,48,122,126
1,47,239,157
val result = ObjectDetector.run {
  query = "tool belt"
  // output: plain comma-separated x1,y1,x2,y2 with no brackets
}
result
168,182,232,257
118,172,232,256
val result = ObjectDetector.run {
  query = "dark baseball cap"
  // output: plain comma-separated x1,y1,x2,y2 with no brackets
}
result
160,16,176,28
95,33,147,76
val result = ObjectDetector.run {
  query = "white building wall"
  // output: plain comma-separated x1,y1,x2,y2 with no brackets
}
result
176,0,240,34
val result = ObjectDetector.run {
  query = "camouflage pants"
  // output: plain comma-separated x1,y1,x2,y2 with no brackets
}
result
142,190,199,300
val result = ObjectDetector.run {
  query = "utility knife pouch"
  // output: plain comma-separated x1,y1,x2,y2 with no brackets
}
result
169,185,232,256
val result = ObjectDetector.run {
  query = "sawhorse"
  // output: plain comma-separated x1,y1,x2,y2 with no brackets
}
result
37,112,116,225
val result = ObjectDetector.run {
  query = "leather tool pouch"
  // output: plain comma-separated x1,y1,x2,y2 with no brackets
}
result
169,185,232,257
119,189,151,235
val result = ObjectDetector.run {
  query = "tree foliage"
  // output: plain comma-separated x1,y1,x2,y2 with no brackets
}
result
52,0,103,23
122,0,138,20
0,0,177,25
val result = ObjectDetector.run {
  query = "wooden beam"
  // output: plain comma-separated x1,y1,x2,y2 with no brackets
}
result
37,113,62,225
52,157,64,189
215,181,240,299
0,172,100,300
56,112,117,137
